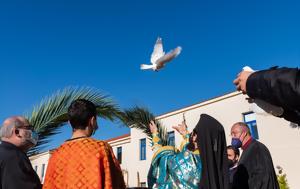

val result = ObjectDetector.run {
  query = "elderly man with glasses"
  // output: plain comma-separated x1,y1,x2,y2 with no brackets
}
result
0,116,41,189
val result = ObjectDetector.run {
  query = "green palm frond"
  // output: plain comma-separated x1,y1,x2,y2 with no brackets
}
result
25,87,120,155
120,106,169,146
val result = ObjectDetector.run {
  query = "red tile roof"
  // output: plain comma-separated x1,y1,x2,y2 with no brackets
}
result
105,133,130,142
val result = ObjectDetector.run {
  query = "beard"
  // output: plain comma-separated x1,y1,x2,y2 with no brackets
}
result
19,130,36,151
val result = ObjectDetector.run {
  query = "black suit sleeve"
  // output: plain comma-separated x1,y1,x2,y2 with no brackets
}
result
249,144,279,189
248,154,274,189
246,67,300,125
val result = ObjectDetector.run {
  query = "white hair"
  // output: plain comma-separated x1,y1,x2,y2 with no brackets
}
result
0,124,14,138
0,119,23,139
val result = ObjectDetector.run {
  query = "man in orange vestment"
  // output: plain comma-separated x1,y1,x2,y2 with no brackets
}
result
43,99,126,189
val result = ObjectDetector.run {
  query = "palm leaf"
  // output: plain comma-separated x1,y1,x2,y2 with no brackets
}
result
120,106,169,146
25,87,120,155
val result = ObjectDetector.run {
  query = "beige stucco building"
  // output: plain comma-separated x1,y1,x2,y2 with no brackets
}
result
30,91,300,188
29,150,53,184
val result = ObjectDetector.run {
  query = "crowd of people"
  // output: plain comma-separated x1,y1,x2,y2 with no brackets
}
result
0,66,298,189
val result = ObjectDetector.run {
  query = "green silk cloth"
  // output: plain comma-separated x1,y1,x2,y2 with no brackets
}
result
147,133,202,189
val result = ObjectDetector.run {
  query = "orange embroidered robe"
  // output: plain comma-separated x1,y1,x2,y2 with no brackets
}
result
43,137,126,189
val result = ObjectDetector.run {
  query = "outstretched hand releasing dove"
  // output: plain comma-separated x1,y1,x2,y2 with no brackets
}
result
140,37,182,71
243,66,284,117
244,66,298,127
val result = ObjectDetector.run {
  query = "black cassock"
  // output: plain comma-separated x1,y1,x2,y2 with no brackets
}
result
247,67,300,125
232,139,279,189
196,114,229,189
0,141,42,189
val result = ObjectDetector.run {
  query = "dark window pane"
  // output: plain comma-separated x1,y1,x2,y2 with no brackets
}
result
167,131,175,146
117,147,122,164
140,138,146,160
41,164,45,181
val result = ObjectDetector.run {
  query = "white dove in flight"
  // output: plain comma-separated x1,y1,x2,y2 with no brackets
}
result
140,37,182,71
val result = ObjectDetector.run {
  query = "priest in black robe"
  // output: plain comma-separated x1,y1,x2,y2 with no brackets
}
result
196,114,229,189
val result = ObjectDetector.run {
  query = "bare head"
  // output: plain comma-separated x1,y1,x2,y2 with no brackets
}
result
0,116,36,152
68,99,98,138
230,122,251,146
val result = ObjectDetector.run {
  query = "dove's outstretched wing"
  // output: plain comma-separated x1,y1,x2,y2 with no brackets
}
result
151,37,165,65
156,46,182,69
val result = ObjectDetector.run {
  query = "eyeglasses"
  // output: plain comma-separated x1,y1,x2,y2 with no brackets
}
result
17,125,34,131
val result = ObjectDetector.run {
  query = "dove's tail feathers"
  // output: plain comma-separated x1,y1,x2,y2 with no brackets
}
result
174,46,182,57
140,64,155,70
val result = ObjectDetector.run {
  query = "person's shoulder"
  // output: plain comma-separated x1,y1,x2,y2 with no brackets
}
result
53,138,112,155
252,139,266,148
252,140,271,154
83,138,114,156
49,142,67,157
0,142,21,159
0,142,28,166
90,138,111,148
50,139,85,156
68,138,112,150
0,143,10,160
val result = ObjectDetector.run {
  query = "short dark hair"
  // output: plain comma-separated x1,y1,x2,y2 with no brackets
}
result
227,145,240,157
68,99,97,130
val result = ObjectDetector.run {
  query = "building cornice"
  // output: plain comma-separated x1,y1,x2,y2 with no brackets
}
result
156,91,242,120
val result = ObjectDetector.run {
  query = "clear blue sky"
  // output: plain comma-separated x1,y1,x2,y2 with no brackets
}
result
0,0,299,151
